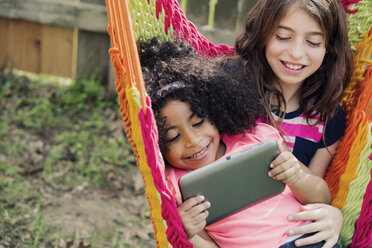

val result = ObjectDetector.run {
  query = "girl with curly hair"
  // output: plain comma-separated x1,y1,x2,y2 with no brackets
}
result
140,39,333,248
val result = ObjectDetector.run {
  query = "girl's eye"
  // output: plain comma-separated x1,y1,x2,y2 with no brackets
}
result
275,35,290,41
193,119,205,127
166,133,180,143
307,40,321,48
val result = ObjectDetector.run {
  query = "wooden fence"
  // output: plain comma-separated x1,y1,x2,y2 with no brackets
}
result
0,0,110,84
0,0,256,84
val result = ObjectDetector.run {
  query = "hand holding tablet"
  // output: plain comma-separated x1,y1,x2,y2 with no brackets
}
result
179,139,285,225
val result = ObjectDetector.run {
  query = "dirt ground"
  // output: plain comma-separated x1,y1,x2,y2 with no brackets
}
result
36,117,157,247
41,168,156,247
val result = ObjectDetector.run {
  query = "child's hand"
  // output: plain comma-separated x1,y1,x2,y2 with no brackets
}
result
287,204,343,248
268,144,302,185
176,195,211,239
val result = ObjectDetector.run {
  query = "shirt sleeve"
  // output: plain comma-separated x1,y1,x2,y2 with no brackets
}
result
319,105,346,148
253,122,284,145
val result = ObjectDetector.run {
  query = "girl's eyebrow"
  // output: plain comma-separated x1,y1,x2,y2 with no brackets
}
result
165,126,176,131
189,113,196,121
164,112,197,132
277,25,324,36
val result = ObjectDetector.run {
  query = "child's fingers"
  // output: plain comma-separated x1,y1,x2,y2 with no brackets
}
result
269,154,298,175
269,167,297,181
191,209,209,225
182,211,209,238
270,151,293,168
178,195,205,212
293,232,331,248
278,142,285,153
269,152,300,182
289,205,324,221
186,201,211,217
287,221,321,236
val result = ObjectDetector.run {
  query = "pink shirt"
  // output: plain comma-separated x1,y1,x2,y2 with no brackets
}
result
165,123,305,248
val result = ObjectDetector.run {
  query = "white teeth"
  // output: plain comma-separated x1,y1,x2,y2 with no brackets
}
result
189,146,207,159
285,62,303,70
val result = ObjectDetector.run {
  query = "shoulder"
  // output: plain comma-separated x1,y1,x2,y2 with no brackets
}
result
165,166,188,197
222,122,283,154
252,122,281,137
326,105,345,131
321,105,346,147
252,123,283,144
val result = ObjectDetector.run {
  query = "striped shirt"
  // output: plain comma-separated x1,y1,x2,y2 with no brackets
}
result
271,105,345,166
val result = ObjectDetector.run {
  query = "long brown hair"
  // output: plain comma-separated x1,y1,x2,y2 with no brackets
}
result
235,0,353,126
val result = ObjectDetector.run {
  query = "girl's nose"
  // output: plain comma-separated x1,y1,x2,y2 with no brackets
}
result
288,40,304,59
184,130,200,148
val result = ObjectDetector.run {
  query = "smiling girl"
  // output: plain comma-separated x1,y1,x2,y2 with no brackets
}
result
236,0,352,174
235,0,352,246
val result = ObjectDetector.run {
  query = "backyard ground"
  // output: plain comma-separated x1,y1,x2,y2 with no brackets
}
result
0,69,155,247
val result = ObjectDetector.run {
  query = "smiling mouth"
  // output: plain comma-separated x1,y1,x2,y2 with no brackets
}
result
281,61,305,70
184,143,209,160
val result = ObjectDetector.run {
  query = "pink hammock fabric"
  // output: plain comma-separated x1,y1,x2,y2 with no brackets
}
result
139,97,193,247
151,0,235,57
341,0,363,13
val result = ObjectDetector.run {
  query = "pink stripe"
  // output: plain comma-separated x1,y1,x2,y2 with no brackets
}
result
281,122,322,142
286,142,294,149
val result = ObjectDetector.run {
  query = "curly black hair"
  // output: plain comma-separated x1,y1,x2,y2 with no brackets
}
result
139,38,262,153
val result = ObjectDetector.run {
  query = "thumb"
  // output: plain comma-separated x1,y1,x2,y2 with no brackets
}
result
278,142,291,153
300,203,323,211
175,194,183,206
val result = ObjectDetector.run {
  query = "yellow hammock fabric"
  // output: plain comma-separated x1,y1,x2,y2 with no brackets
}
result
105,0,372,247
106,0,170,247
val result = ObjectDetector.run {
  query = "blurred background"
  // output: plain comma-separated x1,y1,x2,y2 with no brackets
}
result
0,0,258,89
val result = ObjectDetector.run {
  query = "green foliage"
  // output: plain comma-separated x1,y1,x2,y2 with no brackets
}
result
56,75,106,113
0,171,47,247
0,69,139,247
15,97,56,130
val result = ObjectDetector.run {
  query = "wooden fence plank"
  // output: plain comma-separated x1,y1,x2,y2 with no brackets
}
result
7,19,41,73
76,30,110,81
0,18,9,67
40,25,75,78
0,0,108,33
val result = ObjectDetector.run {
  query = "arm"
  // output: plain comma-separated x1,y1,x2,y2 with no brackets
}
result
286,141,342,247
309,105,345,178
287,204,343,248
189,230,220,247
308,141,339,178
176,195,219,248
268,142,331,204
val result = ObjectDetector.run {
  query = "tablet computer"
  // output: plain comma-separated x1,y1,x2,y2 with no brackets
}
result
179,138,285,225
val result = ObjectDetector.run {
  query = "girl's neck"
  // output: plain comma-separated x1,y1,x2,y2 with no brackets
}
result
273,82,302,113
216,140,226,160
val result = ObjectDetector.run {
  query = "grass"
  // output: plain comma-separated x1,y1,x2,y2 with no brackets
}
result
0,68,148,247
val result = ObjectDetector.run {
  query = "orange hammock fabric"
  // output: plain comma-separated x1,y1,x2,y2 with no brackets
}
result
105,0,372,247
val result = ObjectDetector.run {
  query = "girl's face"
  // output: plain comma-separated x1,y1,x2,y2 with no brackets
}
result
265,6,326,88
160,100,225,170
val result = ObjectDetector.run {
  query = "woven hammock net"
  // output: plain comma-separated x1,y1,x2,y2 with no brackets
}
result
105,0,372,247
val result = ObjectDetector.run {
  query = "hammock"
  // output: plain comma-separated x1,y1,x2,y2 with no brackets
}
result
105,0,372,247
